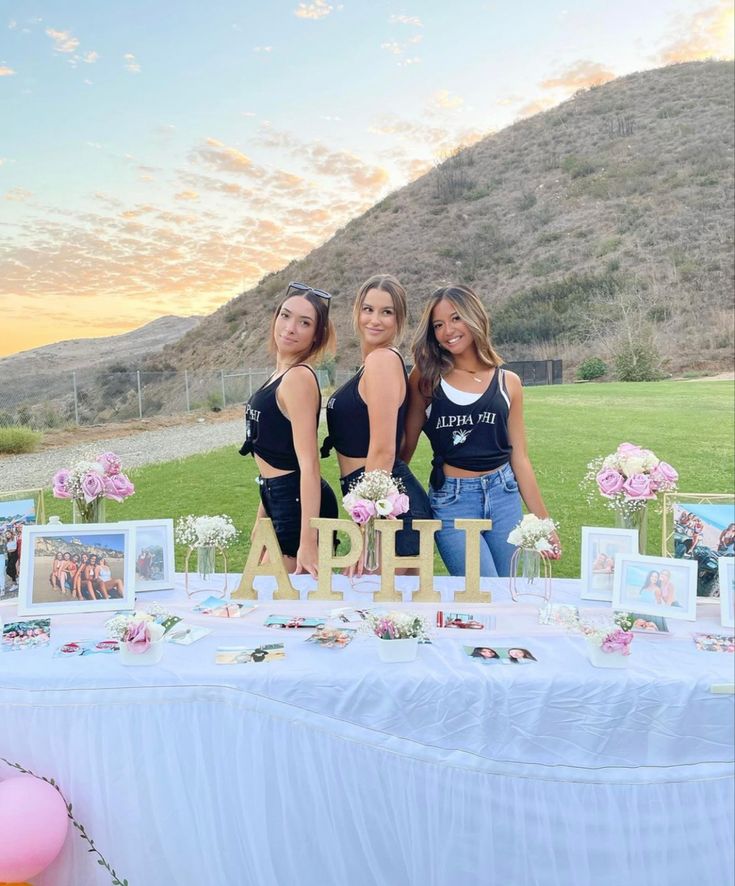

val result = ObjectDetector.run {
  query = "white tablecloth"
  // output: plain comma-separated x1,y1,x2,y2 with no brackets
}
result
1,577,733,886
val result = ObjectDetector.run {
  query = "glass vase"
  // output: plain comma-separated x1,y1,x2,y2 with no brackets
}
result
614,503,648,554
361,519,380,573
197,545,216,580
509,547,551,602
72,497,106,524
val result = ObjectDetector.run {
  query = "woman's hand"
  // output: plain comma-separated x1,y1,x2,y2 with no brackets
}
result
543,529,562,560
294,540,319,579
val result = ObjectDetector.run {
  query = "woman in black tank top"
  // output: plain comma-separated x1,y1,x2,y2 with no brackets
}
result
401,284,560,578
239,283,338,577
322,274,431,569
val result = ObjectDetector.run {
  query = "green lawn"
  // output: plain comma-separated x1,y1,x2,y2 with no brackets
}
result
47,380,734,578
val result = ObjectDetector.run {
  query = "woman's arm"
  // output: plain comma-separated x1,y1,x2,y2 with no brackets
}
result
362,349,405,473
505,372,561,558
399,366,429,464
279,367,322,578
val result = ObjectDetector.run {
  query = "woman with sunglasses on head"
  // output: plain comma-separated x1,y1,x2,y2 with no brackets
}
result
400,284,560,578
239,282,338,578
322,274,432,572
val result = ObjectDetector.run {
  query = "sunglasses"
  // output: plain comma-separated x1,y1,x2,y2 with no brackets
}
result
286,281,332,305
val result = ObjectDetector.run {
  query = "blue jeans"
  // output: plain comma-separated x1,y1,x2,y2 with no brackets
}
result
429,462,522,577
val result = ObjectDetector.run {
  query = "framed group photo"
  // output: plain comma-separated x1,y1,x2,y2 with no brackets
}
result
17,525,135,617
580,526,639,602
121,519,175,593
663,492,735,598
612,553,698,621
1,488,46,605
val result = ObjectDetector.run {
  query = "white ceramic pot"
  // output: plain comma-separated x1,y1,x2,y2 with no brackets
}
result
377,636,419,663
119,623,166,666
586,637,629,668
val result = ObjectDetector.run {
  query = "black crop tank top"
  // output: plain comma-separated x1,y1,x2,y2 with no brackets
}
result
423,368,512,490
238,364,321,471
322,348,408,460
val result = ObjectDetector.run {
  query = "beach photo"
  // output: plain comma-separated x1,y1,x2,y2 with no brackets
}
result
612,553,697,621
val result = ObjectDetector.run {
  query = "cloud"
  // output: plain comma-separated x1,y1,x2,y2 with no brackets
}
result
380,41,402,55
193,138,255,174
123,52,141,73
0,65,15,76
294,0,333,20
516,96,559,118
658,1,735,63
540,60,616,91
389,14,423,26
4,187,32,201
253,46,272,52
429,89,464,111
82,50,99,63
397,56,421,67
46,28,79,53
174,190,199,201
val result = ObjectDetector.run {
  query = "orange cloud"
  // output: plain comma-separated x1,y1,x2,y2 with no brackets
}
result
174,190,199,201
4,187,32,201
294,0,333,20
194,138,255,174
0,65,16,76
541,60,616,91
659,1,735,63
429,89,464,111
516,96,559,118
46,28,79,53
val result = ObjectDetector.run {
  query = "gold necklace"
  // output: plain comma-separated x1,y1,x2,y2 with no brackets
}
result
455,366,485,383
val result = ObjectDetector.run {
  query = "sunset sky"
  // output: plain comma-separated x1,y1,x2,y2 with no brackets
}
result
1,0,733,356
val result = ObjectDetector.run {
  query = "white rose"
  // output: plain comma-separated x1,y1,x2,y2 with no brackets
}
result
375,499,393,517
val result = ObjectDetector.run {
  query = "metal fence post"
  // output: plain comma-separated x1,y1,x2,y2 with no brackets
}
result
72,371,80,426
220,370,226,409
136,371,143,419
184,369,191,412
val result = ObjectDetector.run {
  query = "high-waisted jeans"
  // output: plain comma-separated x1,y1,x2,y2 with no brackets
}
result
429,462,522,577
258,472,338,558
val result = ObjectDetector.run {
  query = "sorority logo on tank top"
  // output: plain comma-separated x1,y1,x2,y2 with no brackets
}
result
435,411,497,430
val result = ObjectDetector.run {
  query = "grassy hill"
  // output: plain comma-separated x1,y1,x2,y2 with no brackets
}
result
152,60,734,377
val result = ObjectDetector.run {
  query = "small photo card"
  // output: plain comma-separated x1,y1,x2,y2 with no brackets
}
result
306,627,356,648
692,633,735,654
464,646,537,665
612,553,697,621
2,617,51,651
54,638,120,657
439,611,488,630
626,612,670,635
215,643,286,664
164,623,213,645
538,603,578,626
264,614,326,629
580,526,639,602
193,596,257,618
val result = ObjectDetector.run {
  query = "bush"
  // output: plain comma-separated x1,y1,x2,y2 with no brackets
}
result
613,342,663,382
0,426,43,454
576,357,608,380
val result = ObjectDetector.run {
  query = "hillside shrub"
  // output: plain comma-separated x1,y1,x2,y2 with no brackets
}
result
562,155,597,178
613,342,663,382
576,357,607,380
0,426,42,454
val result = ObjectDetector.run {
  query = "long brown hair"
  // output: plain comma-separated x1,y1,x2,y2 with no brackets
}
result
268,288,336,365
411,284,503,397
352,274,408,344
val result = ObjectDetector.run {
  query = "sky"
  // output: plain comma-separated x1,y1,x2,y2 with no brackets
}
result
1,0,733,357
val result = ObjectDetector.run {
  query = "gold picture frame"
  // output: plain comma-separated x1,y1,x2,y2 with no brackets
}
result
0,487,46,527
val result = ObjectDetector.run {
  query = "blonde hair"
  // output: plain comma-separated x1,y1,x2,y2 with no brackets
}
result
411,284,503,397
268,288,336,365
352,274,408,344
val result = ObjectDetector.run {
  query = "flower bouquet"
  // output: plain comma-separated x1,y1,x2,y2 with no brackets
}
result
52,451,135,522
556,608,634,668
361,610,430,662
582,443,678,551
343,469,409,572
105,603,172,666
175,514,239,595
507,514,558,602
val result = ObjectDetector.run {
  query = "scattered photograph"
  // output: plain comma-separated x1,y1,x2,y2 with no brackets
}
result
121,519,175,593
306,627,356,648
17,525,135,617
54,639,120,657
612,553,697,621
692,633,735,654
626,613,670,635
264,614,326,629
0,488,45,531
464,646,537,664
580,527,639,602
441,611,486,629
538,603,579,626
215,643,286,664
164,624,213,645
192,596,257,618
718,557,734,629
664,494,735,597
2,617,51,651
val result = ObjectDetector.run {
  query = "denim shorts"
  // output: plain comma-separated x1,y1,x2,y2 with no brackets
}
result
258,472,338,558
339,459,432,557
429,461,522,577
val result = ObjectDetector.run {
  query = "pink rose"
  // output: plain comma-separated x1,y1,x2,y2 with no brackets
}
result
52,469,72,499
617,443,644,456
596,468,625,497
349,499,376,524
81,471,106,503
621,473,655,500
650,461,678,489
388,491,410,517
601,628,633,655
124,621,151,654
98,452,122,475
104,472,135,502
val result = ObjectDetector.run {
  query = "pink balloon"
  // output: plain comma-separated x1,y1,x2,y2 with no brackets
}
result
0,775,69,881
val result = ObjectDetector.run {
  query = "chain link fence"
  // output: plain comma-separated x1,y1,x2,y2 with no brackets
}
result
0,361,560,429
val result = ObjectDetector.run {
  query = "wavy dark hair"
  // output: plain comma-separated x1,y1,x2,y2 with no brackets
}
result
352,274,408,344
268,287,336,365
411,284,503,398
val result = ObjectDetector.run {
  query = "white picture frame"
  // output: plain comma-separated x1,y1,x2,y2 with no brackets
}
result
580,526,639,602
17,524,135,617
612,553,698,621
120,519,175,593
718,557,734,629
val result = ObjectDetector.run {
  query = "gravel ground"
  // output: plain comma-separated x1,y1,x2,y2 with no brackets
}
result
0,418,245,490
